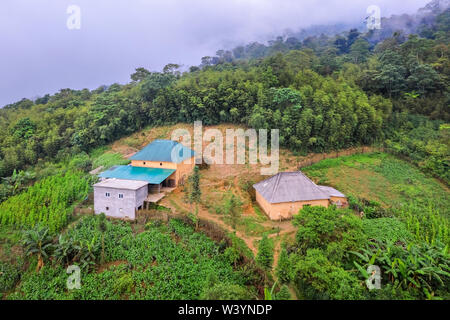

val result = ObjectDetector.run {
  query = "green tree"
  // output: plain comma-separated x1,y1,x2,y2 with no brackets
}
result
11,117,36,139
130,67,151,82
140,72,175,102
163,63,181,75
256,234,274,271
375,50,407,97
293,206,365,253
276,247,291,284
188,166,201,229
293,248,364,300
350,39,371,64
274,284,292,300
223,192,242,231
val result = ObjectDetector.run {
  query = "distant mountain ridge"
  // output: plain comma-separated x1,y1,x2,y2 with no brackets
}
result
204,0,449,64
365,0,450,43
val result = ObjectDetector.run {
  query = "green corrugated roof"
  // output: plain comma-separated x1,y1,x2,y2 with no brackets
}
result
99,166,175,184
129,140,195,163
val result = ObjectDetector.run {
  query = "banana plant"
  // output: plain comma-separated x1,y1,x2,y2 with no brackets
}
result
22,225,54,272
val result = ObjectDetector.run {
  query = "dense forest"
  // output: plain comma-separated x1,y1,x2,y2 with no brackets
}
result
0,1,449,301
1,8,448,188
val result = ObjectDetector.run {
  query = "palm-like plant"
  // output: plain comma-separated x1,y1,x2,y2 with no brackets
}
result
22,225,54,272
73,237,100,271
53,235,77,266
351,240,450,298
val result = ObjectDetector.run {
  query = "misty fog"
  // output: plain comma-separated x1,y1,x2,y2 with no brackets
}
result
0,0,430,106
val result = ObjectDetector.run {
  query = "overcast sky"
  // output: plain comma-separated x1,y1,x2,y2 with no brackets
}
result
0,0,429,107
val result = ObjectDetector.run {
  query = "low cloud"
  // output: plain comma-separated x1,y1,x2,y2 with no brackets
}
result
0,0,429,106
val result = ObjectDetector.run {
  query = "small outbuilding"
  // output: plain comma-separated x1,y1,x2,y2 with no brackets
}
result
253,171,348,221
94,179,149,220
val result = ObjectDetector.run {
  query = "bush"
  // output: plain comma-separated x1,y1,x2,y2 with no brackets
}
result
348,196,392,219
256,235,274,271
274,285,291,300
293,249,364,300
68,153,92,172
293,206,365,253
201,282,254,300
0,260,23,294
276,247,292,284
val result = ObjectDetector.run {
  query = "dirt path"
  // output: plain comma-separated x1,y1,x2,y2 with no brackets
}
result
161,194,297,260
161,196,259,253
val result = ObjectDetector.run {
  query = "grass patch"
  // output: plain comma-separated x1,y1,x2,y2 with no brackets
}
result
91,152,130,170
303,152,449,245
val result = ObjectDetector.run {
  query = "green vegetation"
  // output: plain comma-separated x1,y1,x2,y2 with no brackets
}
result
0,171,90,233
384,115,449,184
284,205,450,300
90,148,131,170
303,153,449,246
0,2,448,301
2,27,448,181
22,225,54,272
277,153,450,300
4,216,262,300
256,234,274,272
276,247,291,284
362,218,413,243
223,192,242,231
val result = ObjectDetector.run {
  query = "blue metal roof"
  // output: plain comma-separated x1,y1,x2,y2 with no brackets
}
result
129,140,195,164
99,165,175,184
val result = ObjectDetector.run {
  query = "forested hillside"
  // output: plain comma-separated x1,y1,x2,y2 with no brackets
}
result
0,0,449,301
0,6,448,188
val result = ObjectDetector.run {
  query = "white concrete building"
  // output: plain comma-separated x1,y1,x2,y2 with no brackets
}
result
93,179,148,220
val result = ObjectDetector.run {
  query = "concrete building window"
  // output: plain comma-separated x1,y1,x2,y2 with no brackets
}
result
160,162,163,166
118,194,124,199
106,207,109,211
105,192,111,197
143,162,146,165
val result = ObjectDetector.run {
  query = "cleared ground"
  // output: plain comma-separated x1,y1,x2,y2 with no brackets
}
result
97,124,397,263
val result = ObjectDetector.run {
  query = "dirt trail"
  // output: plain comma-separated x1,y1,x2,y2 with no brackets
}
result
161,196,259,253
161,194,297,259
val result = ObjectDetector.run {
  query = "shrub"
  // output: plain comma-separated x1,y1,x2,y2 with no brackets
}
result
293,249,364,300
293,206,365,253
256,234,274,271
274,284,291,300
0,260,23,294
201,282,254,300
276,247,292,284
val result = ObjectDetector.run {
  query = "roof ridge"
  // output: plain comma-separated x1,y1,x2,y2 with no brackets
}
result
269,173,283,203
298,171,331,199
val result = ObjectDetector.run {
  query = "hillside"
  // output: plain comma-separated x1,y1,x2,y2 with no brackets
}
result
1,121,449,300
0,0,449,302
